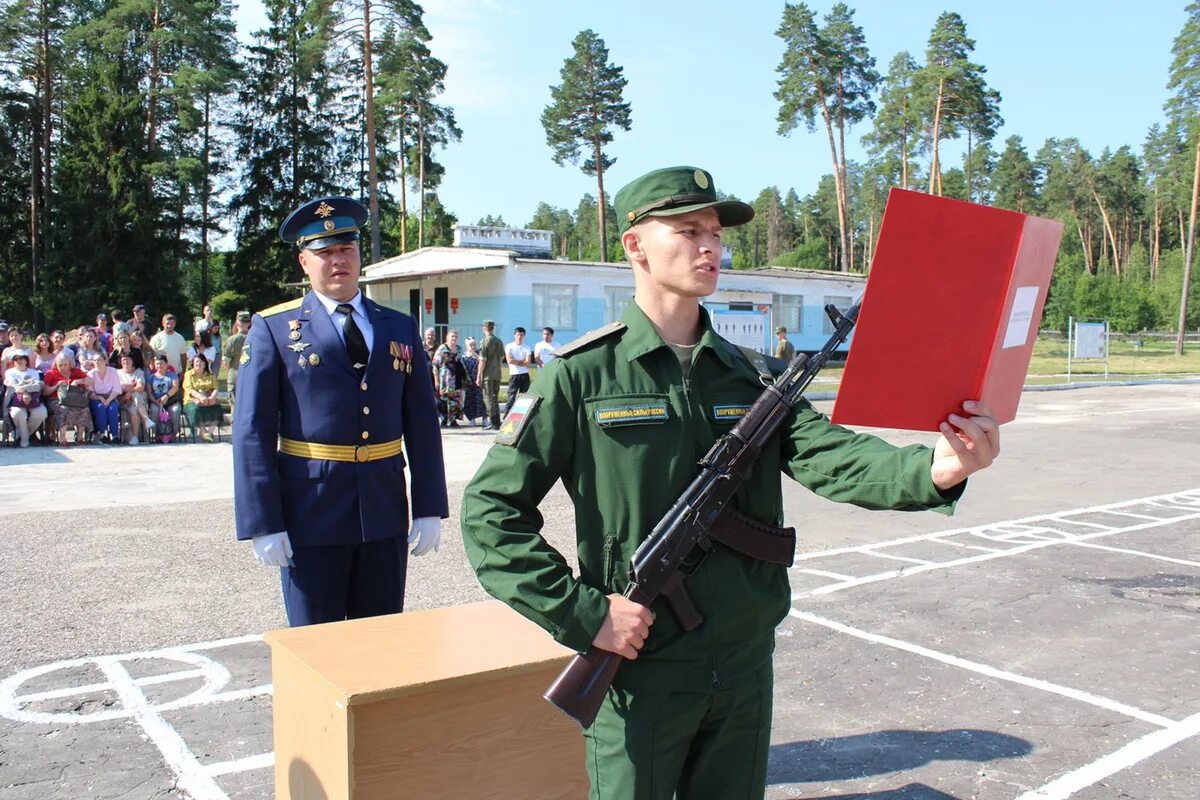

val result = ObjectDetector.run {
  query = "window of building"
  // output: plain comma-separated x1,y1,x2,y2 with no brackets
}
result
774,294,804,333
604,286,634,322
822,295,853,333
533,283,577,330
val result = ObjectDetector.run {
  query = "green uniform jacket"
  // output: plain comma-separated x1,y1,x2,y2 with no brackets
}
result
462,302,962,692
479,333,505,380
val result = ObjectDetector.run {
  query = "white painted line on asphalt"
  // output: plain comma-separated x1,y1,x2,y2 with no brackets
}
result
1015,710,1200,800
791,489,1200,562
934,538,1002,553
791,491,1200,600
95,654,227,800
861,551,934,565
1064,541,1200,569
796,569,854,580
788,610,1175,728
206,752,274,777
0,632,273,800
16,667,209,702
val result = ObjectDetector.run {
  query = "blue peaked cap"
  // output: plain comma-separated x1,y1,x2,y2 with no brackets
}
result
279,196,368,251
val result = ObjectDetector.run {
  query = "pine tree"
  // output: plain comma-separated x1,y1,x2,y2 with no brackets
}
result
863,51,919,189
541,29,631,263
1166,0,1200,351
992,135,1037,213
776,2,878,271
916,12,997,196
376,15,458,252
229,0,346,312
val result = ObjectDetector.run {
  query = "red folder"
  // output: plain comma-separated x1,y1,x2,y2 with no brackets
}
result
830,188,1063,431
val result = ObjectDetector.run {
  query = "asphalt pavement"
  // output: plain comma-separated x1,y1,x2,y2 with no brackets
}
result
0,383,1197,799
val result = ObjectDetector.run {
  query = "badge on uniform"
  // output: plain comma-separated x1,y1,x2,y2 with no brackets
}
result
287,341,311,352
240,342,251,367
496,394,541,446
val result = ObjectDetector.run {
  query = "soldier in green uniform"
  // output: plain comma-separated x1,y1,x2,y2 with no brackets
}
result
222,311,251,409
476,319,505,430
461,165,1000,800
774,324,796,362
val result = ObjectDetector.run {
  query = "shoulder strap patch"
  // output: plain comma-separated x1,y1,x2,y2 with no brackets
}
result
556,321,626,359
259,297,303,318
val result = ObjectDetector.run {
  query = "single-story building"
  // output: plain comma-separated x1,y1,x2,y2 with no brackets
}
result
361,234,865,355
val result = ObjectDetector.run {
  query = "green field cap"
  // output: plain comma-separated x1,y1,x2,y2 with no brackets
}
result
615,166,755,234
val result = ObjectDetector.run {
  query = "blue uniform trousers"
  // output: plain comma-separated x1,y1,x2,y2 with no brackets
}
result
279,538,407,626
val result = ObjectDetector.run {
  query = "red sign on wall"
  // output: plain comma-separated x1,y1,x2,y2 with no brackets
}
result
424,298,433,314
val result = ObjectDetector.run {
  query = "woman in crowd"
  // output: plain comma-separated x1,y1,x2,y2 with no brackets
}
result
149,354,181,442
435,330,466,428
186,330,215,375
208,318,222,378
76,329,105,369
4,352,46,447
130,330,155,366
2,326,30,370
87,353,123,443
44,352,92,445
117,353,151,445
460,337,486,427
31,333,56,373
182,352,221,441
108,330,144,371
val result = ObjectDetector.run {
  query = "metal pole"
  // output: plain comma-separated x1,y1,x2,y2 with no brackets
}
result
1067,316,1073,383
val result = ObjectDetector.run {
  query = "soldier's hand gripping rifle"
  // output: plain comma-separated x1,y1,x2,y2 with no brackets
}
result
544,302,861,728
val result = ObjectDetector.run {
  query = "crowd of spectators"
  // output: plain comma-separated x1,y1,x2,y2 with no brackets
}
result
427,325,557,428
1,304,246,448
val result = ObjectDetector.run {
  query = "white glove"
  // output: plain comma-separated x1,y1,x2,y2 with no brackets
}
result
252,531,294,567
407,517,441,556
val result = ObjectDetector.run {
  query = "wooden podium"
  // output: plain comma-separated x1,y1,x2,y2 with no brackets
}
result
265,600,588,799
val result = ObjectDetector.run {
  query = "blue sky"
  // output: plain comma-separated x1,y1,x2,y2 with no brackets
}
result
233,0,1185,227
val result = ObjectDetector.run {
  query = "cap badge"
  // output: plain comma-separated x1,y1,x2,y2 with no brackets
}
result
626,211,635,222
323,219,335,231
694,170,709,189
315,201,335,219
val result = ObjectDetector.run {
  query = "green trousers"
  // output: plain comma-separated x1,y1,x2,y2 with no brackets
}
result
583,667,773,800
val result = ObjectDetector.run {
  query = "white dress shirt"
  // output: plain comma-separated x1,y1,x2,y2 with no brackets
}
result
312,290,374,356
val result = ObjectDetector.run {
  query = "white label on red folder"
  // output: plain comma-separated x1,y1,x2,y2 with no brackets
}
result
1002,286,1039,349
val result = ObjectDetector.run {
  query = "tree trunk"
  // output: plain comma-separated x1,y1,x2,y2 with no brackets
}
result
145,0,162,193
418,100,426,248
1151,185,1160,280
928,77,945,195
398,119,408,253
900,112,909,189
836,79,852,272
1177,136,1199,355
1091,188,1121,276
820,103,849,272
362,0,381,263
965,128,973,202
594,136,608,262
1076,222,1093,274
200,89,212,304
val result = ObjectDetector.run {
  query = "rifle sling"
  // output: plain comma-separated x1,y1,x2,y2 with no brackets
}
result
709,506,796,567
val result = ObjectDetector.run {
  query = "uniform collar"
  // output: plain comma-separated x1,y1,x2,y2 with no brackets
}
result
310,289,368,319
618,300,737,369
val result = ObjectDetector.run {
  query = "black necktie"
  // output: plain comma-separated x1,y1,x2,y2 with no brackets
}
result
336,303,369,375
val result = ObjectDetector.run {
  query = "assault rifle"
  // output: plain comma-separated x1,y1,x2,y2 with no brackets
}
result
544,301,861,728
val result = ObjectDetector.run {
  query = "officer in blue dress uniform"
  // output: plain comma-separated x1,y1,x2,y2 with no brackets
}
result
233,195,448,626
